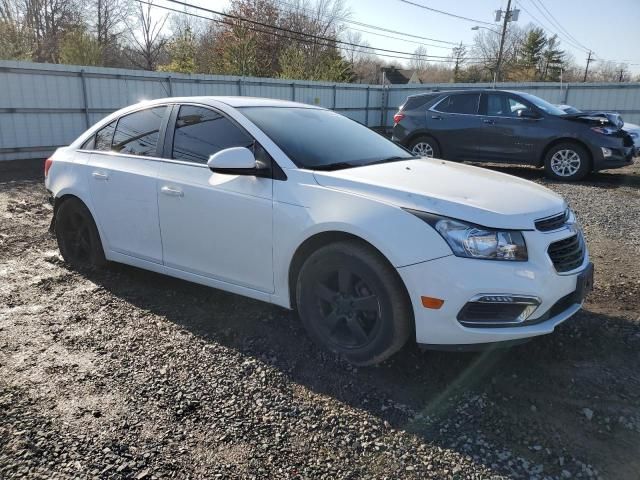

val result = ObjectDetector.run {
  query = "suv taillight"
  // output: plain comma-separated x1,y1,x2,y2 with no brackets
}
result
44,157,53,177
393,112,405,124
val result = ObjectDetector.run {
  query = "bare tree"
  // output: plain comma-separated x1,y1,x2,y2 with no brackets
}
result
409,45,428,72
126,0,168,70
341,30,372,67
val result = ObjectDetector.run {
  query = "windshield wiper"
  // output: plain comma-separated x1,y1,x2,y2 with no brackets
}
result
310,162,359,171
365,155,414,166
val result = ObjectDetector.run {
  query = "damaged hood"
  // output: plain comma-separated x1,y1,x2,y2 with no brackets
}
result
313,158,566,230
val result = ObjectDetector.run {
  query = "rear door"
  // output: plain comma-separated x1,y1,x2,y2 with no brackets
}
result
428,93,482,160
477,92,539,163
156,104,274,293
87,106,168,263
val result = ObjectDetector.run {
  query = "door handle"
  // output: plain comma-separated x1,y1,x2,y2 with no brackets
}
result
92,171,109,180
483,119,495,124
161,185,184,197
431,115,443,120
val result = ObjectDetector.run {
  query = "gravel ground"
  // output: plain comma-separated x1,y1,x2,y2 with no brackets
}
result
1,160,639,479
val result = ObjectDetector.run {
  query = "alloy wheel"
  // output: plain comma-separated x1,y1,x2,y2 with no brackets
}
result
314,267,382,349
550,149,581,177
411,142,434,158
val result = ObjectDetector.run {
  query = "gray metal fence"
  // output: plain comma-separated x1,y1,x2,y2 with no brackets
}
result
2,60,640,161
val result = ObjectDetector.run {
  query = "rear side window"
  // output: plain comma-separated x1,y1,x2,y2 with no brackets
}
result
112,106,166,157
434,94,480,115
171,105,253,164
401,94,437,111
94,121,116,151
81,135,95,150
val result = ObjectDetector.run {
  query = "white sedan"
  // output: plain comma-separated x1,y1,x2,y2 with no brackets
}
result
45,97,593,365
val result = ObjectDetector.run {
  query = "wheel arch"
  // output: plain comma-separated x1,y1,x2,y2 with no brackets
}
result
404,130,442,154
540,137,593,169
287,231,413,325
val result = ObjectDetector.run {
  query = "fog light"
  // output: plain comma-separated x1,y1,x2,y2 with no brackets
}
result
601,147,612,158
457,294,540,327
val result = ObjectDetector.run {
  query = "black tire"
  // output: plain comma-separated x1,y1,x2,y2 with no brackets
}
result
543,142,591,181
55,198,106,269
408,135,441,158
295,241,413,366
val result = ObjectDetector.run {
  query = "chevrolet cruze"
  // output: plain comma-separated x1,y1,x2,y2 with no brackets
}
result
45,97,594,365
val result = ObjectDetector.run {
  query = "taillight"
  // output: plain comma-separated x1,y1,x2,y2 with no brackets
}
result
393,112,405,124
44,157,53,177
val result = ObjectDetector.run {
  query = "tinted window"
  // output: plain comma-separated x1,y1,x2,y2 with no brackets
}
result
95,121,116,151
172,105,253,163
401,94,437,111
486,94,528,117
240,107,413,169
435,94,479,114
112,107,166,157
518,92,566,116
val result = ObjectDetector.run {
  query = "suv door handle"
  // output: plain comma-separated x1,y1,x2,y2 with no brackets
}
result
161,185,184,197
431,115,443,120
92,171,109,180
483,119,495,124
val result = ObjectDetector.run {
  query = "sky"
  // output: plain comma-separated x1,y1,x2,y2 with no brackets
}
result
170,0,640,74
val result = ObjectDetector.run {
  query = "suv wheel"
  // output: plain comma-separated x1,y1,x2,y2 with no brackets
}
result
55,198,106,269
544,143,591,181
409,136,440,158
295,241,412,366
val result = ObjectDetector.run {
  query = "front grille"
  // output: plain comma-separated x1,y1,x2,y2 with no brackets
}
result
548,234,585,272
535,211,567,232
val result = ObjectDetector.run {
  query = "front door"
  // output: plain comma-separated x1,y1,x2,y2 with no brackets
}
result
157,105,274,293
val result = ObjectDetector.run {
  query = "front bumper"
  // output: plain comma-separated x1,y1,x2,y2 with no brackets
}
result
592,144,635,171
397,227,591,345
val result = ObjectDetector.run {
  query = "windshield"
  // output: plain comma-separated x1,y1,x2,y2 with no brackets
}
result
518,92,567,116
239,107,414,170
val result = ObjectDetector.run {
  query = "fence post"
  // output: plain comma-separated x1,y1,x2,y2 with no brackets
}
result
291,82,296,101
167,76,173,96
365,85,370,127
563,83,571,104
79,69,90,129
333,84,337,109
237,78,243,96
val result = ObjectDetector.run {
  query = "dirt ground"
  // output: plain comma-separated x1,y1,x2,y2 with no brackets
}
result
1,160,639,479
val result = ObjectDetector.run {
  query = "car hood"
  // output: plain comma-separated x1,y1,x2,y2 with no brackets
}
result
312,159,566,229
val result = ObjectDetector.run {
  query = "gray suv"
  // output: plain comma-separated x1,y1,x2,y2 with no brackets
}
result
392,89,635,181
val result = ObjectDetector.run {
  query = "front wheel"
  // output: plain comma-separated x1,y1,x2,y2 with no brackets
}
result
544,143,591,181
295,241,412,366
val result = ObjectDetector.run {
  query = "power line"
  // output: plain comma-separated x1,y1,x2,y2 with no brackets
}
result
530,0,591,52
397,0,494,26
138,0,485,64
160,0,475,60
269,0,470,49
515,0,590,53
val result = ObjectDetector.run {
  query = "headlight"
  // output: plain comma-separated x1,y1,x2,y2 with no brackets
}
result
405,210,528,261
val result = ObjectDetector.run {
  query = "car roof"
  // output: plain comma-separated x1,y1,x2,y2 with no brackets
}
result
407,89,525,98
133,96,324,109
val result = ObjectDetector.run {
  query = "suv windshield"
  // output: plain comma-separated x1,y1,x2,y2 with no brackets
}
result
518,92,567,116
239,107,414,170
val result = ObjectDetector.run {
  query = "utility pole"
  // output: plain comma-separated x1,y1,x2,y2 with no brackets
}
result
583,50,592,82
495,0,517,83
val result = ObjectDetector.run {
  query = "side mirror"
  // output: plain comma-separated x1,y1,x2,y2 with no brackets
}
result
517,108,540,119
207,147,269,177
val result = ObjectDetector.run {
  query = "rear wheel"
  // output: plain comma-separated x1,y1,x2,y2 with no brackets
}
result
296,241,412,366
409,136,440,158
55,198,106,269
544,142,591,181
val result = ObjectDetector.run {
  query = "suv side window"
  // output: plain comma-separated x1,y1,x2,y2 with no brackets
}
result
486,93,528,117
434,93,480,115
171,105,253,164
112,106,167,157
94,120,117,151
